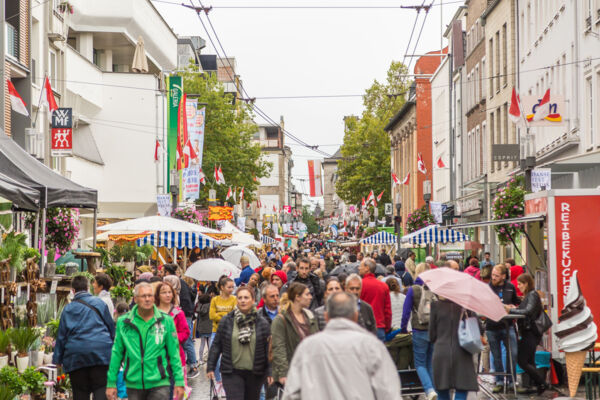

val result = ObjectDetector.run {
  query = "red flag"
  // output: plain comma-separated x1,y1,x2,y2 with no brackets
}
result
376,190,384,202
154,140,160,162
417,153,427,174
509,87,523,123
6,80,28,116
226,186,233,200
217,165,226,185
533,89,551,121
176,94,189,170
307,160,323,197
199,169,206,185
240,187,244,202
214,165,220,183
436,157,446,168
366,190,374,205
401,173,410,185
391,172,400,186
361,197,366,209
41,76,58,114
273,205,277,212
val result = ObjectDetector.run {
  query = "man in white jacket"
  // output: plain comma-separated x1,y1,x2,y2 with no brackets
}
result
283,291,402,400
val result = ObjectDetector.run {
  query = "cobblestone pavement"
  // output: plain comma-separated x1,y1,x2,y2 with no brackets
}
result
189,340,211,400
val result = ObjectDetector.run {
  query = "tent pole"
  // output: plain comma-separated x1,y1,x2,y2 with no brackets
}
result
40,208,46,278
92,208,98,249
33,211,39,252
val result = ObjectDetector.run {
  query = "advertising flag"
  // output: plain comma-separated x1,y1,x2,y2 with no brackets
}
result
307,160,323,197
417,153,427,174
167,75,183,188
509,87,523,124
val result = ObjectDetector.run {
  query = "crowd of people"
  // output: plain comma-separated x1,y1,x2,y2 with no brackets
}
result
50,244,549,400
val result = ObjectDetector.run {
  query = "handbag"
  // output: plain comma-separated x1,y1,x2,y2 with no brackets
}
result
458,309,483,354
534,309,553,336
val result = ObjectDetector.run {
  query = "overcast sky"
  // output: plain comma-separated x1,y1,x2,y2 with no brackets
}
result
154,0,461,208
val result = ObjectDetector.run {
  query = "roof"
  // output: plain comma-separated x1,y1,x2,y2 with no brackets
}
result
324,148,342,163
384,100,416,132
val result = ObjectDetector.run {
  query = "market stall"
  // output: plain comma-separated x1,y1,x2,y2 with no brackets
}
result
360,230,398,256
401,224,470,245
219,221,262,247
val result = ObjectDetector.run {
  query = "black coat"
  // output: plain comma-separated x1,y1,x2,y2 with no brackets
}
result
207,311,271,376
429,299,479,392
486,280,519,331
509,290,542,333
281,273,324,309
179,277,196,318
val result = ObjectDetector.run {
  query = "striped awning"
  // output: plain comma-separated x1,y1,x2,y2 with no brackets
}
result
401,224,469,245
136,231,218,249
360,231,397,245
261,235,277,244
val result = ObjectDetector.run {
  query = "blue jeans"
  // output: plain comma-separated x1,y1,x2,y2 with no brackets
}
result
210,332,222,382
438,389,467,400
376,328,386,342
412,329,435,394
487,328,518,384
184,317,198,367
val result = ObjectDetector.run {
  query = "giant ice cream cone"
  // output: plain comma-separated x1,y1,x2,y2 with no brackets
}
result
555,271,598,398
565,350,587,397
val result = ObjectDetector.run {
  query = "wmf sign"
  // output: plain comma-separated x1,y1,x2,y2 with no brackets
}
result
51,108,73,157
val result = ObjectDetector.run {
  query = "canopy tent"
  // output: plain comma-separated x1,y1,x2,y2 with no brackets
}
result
219,221,262,247
261,235,277,244
0,133,97,209
360,231,397,245
98,215,220,233
401,224,469,245
136,231,218,249
0,172,40,211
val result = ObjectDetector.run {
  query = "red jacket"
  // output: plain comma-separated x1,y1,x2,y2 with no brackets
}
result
360,273,392,330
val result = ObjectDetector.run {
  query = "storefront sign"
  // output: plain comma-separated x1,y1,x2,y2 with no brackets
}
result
156,194,172,216
492,144,520,162
167,76,183,187
521,94,565,126
455,198,482,216
531,168,552,192
51,108,72,157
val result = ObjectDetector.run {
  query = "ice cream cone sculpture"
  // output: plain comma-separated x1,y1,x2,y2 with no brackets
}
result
555,271,598,397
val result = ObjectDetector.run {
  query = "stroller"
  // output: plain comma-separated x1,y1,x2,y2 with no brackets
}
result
386,333,425,399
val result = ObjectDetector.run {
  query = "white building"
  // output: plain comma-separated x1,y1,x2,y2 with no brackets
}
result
61,0,177,236
431,55,450,204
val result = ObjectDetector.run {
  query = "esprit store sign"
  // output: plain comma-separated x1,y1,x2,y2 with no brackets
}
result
521,95,565,127
51,108,72,157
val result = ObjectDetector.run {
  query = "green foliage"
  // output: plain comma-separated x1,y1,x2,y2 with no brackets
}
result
135,244,154,263
0,330,9,355
336,62,410,208
0,366,25,395
93,246,110,267
0,231,27,271
8,326,41,356
73,271,94,283
110,285,133,301
406,205,435,233
302,206,320,234
110,243,137,263
105,264,130,286
55,264,65,274
22,247,40,263
21,366,46,395
492,176,526,245
179,65,272,206
0,384,17,400
46,319,60,339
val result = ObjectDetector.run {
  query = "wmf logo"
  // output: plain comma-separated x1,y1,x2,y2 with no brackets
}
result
51,108,72,129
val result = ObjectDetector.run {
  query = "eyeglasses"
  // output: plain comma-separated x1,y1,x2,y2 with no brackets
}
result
136,294,154,299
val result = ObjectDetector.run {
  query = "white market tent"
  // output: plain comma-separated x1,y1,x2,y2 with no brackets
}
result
136,231,217,249
219,221,262,247
98,215,220,233
401,224,469,245
360,231,398,256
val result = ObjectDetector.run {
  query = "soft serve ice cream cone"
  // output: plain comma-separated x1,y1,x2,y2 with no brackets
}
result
554,271,598,397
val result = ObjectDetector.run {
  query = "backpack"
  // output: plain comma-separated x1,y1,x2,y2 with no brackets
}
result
414,285,437,326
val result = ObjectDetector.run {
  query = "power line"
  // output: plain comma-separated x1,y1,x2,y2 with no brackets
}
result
152,0,464,8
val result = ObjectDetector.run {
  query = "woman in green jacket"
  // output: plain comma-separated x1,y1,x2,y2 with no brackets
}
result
271,282,319,386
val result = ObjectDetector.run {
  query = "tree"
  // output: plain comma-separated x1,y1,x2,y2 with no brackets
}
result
302,206,320,234
335,62,410,212
180,65,272,207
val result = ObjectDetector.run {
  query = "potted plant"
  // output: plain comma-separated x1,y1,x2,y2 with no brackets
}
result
46,247,56,276
121,244,137,272
9,327,41,372
0,366,24,397
110,285,133,303
0,385,17,400
0,330,9,368
0,232,27,281
41,336,54,365
64,261,79,276
21,366,46,397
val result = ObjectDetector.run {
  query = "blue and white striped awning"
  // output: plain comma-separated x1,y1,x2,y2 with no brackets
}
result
360,231,397,245
136,231,218,249
401,224,469,245
261,235,277,244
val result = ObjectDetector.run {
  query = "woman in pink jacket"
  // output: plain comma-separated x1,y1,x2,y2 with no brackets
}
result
156,280,190,398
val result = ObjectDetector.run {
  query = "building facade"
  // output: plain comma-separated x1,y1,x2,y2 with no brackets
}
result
322,148,342,219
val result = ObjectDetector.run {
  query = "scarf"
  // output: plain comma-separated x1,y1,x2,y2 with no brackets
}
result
234,306,257,344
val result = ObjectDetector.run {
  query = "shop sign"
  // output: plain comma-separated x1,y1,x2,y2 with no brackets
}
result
455,198,482,216
492,144,520,162
520,94,565,126
51,108,72,157
531,168,552,193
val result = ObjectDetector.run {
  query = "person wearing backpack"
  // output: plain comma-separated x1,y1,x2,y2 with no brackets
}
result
401,263,437,400
358,258,392,342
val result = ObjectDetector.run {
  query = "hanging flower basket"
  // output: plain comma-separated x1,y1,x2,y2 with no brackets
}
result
25,208,81,256
406,205,435,233
173,207,202,225
57,1,74,14
492,176,526,245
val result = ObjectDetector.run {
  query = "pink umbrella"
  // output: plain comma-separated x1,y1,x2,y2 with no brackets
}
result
419,267,507,322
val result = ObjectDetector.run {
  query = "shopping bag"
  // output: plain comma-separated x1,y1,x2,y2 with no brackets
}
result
458,309,483,354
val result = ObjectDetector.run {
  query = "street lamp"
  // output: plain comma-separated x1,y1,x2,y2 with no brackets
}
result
423,180,432,256
170,169,179,215
395,192,402,254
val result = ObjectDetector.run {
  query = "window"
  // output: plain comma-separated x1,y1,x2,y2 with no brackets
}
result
587,77,594,147
495,31,500,91
482,122,487,173
490,113,495,173
489,39,494,97
49,50,57,88
482,57,487,99
502,24,508,86
496,108,502,169
475,64,480,103
504,103,509,145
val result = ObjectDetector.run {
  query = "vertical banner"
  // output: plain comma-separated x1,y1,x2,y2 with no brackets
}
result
237,216,246,232
167,76,183,188
182,99,206,200
430,201,443,224
307,160,323,197
51,108,73,157
156,194,172,216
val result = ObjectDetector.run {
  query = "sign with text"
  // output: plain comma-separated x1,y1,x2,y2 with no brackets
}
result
51,108,73,157
531,168,552,193
384,203,393,216
182,99,206,200
492,144,520,162
520,94,566,127
156,194,172,216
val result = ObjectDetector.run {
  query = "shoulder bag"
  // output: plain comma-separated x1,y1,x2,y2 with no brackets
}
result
533,293,552,336
458,308,483,354
74,298,115,340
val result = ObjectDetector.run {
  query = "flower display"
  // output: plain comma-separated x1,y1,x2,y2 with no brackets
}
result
492,176,526,245
25,208,81,255
406,205,435,233
173,206,202,225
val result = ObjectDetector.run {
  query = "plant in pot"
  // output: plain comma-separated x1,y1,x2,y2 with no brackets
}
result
9,326,41,372
0,385,17,400
121,243,137,272
0,366,25,396
135,244,154,264
110,285,133,303
41,336,55,365
21,366,46,397
46,247,56,276
0,329,9,368
0,231,27,281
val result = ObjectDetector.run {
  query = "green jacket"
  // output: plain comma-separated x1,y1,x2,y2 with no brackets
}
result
271,308,319,381
107,305,184,390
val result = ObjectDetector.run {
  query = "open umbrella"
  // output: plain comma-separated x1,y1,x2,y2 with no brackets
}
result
185,258,240,282
221,245,261,268
419,267,507,322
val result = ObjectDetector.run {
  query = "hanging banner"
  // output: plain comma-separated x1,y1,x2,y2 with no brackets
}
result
237,217,246,232
183,99,206,200
51,108,72,157
167,75,183,187
156,194,172,216
208,206,234,221
307,160,323,197
430,201,443,224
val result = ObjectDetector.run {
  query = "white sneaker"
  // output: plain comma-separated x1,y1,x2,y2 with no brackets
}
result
427,391,438,400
